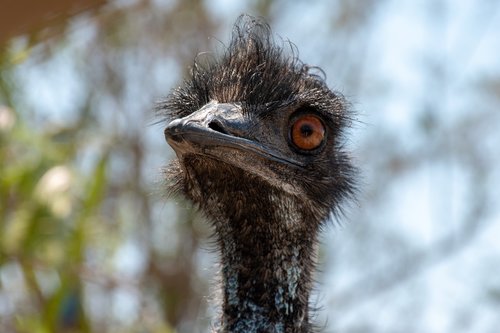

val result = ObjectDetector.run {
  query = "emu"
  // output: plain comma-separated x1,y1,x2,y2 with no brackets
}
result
160,15,355,333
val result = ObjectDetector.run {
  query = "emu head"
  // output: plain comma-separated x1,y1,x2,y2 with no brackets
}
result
160,16,355,225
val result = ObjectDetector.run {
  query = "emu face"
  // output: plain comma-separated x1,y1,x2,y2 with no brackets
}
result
161,17,354,221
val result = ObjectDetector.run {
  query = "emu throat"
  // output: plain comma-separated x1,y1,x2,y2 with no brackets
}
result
182,159,320,333
218,227,316,333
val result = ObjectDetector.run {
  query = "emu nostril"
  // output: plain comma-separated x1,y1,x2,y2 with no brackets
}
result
208,121,228,134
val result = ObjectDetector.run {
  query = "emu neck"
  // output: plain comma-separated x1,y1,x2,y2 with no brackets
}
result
181,159,323,333
215,212,317,333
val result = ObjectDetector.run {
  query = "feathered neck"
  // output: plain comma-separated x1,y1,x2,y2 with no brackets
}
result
215,208,319,333
169,157,326,333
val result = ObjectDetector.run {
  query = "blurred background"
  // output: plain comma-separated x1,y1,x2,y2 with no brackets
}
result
1,0,499,332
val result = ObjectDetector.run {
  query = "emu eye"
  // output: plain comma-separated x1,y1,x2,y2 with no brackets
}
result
290,115,325,151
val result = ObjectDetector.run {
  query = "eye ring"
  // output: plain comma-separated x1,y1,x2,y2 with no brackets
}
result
289,114,326,152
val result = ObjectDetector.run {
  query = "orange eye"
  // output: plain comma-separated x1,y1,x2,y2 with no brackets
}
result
290,115,325,151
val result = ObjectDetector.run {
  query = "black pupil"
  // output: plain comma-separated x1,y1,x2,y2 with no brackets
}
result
300,124,313,137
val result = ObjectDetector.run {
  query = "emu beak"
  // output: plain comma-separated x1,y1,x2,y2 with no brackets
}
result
164,101,305,168
164,101,246,150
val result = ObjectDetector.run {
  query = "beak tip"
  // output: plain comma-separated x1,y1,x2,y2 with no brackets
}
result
164,119,183,143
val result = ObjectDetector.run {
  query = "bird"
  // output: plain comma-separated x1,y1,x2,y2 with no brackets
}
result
159,15,356,333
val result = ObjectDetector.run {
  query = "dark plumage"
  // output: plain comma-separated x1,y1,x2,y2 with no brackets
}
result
159,15,356,333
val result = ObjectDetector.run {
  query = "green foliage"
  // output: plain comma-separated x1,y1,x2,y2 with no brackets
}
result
0,94,105,331
0,8,186,329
